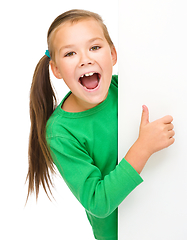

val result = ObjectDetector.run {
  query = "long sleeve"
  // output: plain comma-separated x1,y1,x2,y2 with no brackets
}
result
48,136,143,218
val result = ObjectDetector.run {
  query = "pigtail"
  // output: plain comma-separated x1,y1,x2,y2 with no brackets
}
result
26,55,57,202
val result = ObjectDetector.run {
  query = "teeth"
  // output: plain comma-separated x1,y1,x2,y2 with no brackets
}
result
80,72,95,78
85,72,94,76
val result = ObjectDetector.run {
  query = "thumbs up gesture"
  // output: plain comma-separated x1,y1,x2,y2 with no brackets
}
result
124,105,175,174
139,105,175,155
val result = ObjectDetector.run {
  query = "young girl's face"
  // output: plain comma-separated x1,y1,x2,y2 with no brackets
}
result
50,18,117,111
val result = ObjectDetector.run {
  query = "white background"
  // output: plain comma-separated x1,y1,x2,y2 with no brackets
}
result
0,1,118,239
118,1,187,239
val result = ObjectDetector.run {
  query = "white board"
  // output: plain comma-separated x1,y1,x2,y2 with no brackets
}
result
118,1,187,239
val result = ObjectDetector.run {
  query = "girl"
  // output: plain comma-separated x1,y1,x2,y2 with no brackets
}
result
26,9,175,240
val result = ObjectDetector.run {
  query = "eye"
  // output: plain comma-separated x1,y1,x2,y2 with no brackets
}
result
65,52,76,57
90,46,100,51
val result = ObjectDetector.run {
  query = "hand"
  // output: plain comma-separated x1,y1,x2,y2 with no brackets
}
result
138,105,175,157
124,105,175,174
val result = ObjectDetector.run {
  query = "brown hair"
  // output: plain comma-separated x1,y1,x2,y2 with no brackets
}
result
26,9,114,202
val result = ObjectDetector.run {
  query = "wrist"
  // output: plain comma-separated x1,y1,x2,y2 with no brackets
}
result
124,139,151,174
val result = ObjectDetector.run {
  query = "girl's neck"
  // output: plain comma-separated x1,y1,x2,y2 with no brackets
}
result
62,93,99,113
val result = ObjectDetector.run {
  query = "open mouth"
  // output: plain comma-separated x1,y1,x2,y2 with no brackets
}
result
79,72,101,90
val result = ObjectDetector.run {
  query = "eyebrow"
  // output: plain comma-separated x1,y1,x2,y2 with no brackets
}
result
59,37,104,52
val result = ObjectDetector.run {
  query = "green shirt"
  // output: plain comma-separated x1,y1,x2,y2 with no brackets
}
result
46,75,143,240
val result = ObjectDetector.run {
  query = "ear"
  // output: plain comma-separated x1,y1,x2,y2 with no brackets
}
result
111,46,117,66
50,60,62,79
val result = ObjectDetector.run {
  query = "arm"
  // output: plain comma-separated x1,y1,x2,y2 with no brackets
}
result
125,105,175,174
47,136,143,218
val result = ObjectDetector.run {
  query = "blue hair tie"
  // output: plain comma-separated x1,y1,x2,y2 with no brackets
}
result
45,50,51,58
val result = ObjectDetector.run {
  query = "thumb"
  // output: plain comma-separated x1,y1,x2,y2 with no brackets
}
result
140,105,149,126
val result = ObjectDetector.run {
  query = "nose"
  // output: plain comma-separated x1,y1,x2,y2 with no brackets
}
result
79,51,94,67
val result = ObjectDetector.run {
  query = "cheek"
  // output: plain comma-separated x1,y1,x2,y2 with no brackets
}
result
61,58,78,72
58,61,73,78
101,50,114,66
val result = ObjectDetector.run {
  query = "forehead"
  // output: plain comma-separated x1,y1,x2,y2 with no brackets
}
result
53,19,105,49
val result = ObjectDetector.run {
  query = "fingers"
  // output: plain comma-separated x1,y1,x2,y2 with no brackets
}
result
140,105,149,126
166,120,175,141
166,123,174,131
161,115,173,124
167,121,175,146
168,135,175,145
139,106,175,153
164,118,175,139
168,129,175,138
